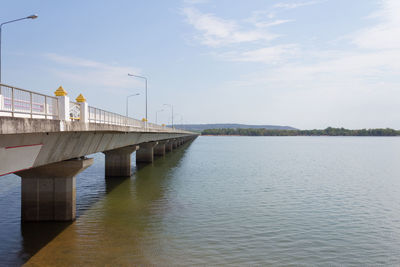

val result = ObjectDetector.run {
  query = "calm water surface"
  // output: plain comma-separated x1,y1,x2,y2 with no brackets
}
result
1,136,400,266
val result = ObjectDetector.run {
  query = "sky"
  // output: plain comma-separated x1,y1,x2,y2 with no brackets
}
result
1,0,400,129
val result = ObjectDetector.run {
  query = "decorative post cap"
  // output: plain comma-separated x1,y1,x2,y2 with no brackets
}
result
54,86,68,96
76,94,86,102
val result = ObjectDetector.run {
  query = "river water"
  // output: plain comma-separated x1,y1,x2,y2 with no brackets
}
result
1,136,400,266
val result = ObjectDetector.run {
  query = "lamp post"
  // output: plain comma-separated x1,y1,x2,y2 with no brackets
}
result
128,73,148,122
126,93,140,117
0,14,38,84
155,109,163,125
163,104,174,128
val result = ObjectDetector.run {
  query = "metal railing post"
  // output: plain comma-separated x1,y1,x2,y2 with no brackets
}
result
44,96,47,119
11,86,14,117
30,92,32,118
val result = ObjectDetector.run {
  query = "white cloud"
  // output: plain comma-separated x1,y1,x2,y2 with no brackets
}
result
219,44,299,64
44,53,142,90
352,0,400,50
181,0,400,128
273,0,323,9
183,0,209,4
182,7,279,47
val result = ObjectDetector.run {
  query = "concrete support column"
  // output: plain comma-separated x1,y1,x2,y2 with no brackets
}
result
154,143,166,157
103,145,139,177
16,158,93,222
172,140,178,149
165,141,173,152
136,142,158,163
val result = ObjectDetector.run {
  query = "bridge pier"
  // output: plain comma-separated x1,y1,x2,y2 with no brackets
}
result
172,140,178,149
103,145,139,177
165,141,173,152
154,143,166,157
16,158,93,221
136,142,158,163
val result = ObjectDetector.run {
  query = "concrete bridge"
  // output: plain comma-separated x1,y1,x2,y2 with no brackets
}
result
0,83,198,222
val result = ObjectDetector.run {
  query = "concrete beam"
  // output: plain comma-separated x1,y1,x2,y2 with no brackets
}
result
16,158,93,221
103,145,139,177
136,142,158,163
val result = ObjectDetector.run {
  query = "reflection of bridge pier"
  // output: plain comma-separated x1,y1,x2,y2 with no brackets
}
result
0,83,198,222
21,138,196,266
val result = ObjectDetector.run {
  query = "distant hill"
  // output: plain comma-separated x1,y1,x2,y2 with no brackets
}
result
170,124,297,132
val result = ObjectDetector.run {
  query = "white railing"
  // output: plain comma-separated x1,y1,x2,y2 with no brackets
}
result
0,84,58,119
88,106,182,132
0,83,190,133
88,106,144,128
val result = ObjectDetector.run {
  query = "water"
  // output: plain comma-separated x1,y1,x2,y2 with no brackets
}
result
1,136,400,266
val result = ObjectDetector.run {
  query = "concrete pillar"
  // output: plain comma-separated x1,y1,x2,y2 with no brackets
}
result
16,158,93,222
76,94,89,123
154,143,166,157
103,145,139,177
54,86,70,122
165,142,173,152
172,140,178,149
136,142,158,163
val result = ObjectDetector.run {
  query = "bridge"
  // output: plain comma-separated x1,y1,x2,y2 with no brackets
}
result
0,83,198,222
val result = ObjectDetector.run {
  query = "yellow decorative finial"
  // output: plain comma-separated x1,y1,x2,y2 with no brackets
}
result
76,94,86,103
54,86,67,96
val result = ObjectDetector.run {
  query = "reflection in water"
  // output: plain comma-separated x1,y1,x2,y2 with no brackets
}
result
2,137,400,265
23,142,193,266
20,222,70,263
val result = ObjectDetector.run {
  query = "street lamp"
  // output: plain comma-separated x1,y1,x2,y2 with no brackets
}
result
0,14,38,83
126,93,140,117
155,109,163,125
128,73,148,122
163,103,174,128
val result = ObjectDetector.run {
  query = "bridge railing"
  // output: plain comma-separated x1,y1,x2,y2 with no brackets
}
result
87,106,182,132
0,84,59,119
0,83,190,133
88,106,144,128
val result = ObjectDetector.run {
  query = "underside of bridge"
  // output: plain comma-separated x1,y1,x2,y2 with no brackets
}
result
14,136,195,221
0,117,198,222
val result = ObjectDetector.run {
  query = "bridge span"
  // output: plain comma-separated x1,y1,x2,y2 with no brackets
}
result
0,84,198,222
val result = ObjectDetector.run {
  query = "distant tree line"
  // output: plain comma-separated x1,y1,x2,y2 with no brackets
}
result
201,127,400,136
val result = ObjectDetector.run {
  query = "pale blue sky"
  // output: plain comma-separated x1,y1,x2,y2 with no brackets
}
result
1,0,399,129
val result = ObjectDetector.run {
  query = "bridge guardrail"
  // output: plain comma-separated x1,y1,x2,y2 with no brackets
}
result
0,84,59,119
88,106,187,133
0,83,191,134
88,106,144,128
